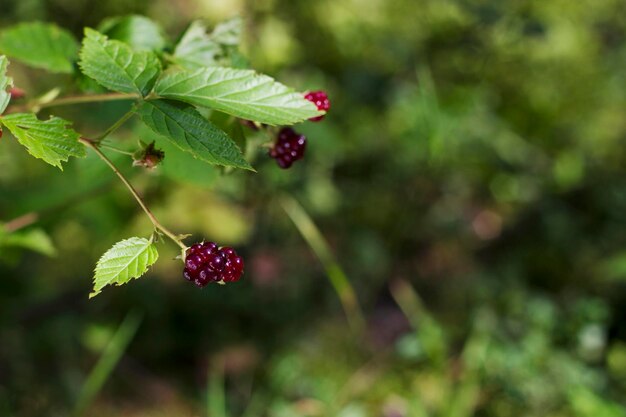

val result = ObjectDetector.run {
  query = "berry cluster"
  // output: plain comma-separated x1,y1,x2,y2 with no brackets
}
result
267,90,329,169
269,128,307,169
183,242,244,287
304,90,331,122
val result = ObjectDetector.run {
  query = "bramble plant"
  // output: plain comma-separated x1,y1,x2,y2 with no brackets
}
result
0,16,329,297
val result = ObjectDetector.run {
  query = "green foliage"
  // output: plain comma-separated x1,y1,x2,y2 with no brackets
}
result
90,237,158,298
78,28,161,96
155,67,321,125
98,15,166,51
0,227,56,257
0,55,12,114
171,17,242,69
0,113,85,170
138,99,252,170
0,22,78,73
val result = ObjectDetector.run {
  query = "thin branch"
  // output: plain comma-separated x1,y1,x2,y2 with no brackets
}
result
93,106,137,142
79,137,186,251
3,212,39,233
7,93,137,114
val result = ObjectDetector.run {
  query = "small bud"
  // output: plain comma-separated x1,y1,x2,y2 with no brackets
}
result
9,87,26,99
132,141,164,169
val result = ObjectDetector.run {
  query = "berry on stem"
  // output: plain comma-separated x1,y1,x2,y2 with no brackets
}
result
183,241,244,287
269,128,307,169
304,90,330,121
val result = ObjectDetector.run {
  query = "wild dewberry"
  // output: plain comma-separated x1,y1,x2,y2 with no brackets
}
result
304,90,330,121
183,242,244,287
269,128,307,169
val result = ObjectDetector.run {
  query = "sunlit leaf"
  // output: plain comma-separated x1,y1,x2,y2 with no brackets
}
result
155,68,321,125
90,237,158,298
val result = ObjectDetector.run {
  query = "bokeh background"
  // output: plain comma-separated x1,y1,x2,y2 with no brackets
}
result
1,0,626,416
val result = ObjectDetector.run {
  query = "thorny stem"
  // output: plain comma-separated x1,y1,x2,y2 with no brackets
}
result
79,137,187,251
7,92,136,114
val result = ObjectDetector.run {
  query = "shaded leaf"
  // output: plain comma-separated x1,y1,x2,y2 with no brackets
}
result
78,28,161,96
90,237,158,298
1,112,86,170
0,22,78,73
138,99,251,170
99,15,166,51
155,68,321,125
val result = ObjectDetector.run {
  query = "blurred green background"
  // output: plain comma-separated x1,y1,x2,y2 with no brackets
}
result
2,0,626,416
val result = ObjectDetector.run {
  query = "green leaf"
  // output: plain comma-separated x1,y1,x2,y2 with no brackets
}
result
171,17,243,70
138,99,251,170
1,113,86,170
0,55,13,114
90,237,158,298
209,16,243,46
98,15,166,51
155,68,321,125
78,28,161,96
0,227,56,257
0,22,78,73
171,21,221,69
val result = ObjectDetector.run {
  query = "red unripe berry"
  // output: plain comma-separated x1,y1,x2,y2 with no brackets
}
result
304,90,330,121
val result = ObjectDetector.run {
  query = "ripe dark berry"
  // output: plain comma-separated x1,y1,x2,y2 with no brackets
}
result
269,128,307,169
304,90,330,121
183,242,244,286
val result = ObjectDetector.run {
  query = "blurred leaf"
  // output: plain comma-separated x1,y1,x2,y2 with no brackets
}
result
90,237,158,298
78,28,161,96
155,68,321,125
210,16,242,46
0,22,78,73
74,311,142,415
171,17,243,69
0,112,86,170
0,55,12,114
172,21,221,68
98,15,166,51
0,227,56,256
138,99,252,170
568,386,626,417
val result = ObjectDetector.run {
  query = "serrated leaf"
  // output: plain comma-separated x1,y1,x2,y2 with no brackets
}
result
138,99,252,170
171,18,244,70
98,15,166,51
155,68,322,125
90,237,158,298
0,56,12,114
78,28,162,96
0,22,78,73
1,113,86,169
